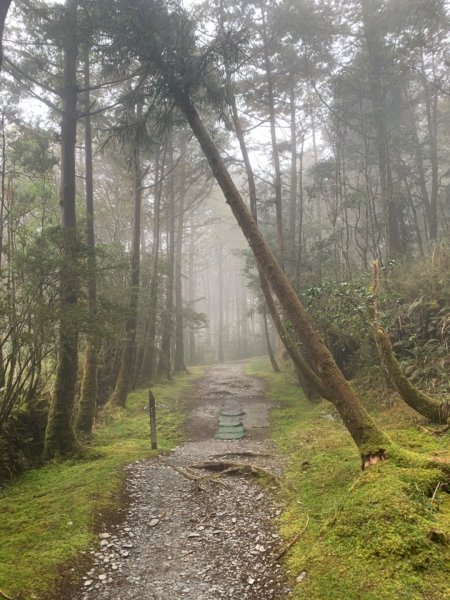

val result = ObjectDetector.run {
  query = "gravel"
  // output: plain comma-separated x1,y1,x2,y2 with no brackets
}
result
73,362,291,600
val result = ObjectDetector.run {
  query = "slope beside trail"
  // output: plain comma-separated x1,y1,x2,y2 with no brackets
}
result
74,362,291,600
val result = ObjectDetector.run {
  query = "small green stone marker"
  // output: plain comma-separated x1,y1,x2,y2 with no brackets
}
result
215,408,246,440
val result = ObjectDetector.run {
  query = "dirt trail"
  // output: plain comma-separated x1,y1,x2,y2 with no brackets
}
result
75,362,291,599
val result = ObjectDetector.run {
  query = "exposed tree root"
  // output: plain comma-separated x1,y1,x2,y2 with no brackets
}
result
209,451,271,459
188,461,280,485
0,589,14,600
274,515,310,561
170,465,230,490
419,424,450,436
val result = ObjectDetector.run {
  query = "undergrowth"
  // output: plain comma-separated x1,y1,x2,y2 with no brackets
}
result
246,357,450,600
0,368,204,600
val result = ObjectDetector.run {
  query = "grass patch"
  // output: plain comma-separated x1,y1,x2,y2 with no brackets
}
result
246,357,450,600
0,367,204,599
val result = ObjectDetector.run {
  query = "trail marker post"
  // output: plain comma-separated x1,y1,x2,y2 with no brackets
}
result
148,388,157,450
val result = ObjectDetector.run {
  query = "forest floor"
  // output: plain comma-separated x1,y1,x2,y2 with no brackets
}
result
70,362,291,600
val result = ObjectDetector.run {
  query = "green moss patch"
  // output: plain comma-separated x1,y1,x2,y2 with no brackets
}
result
246,358,450,600
0,368,204,599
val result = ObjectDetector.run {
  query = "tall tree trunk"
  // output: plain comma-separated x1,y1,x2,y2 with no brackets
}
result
0,112,6,388
175,90,390,465
296,139,304,289
157,139,175,378
174,152,186,372
421,55,439,241
108,135,142,407
187,228,197,365
288,78,297,271
44,0,79,458
240,274,249,358
0,0,12,70
77,45,97,435
217,245,224,363
260,6,284,263
226,74,321,394
263,307,280,373
140,143,164,382
361,1,402,260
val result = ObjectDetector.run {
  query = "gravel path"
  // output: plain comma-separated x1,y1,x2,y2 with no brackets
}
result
74,362,291,599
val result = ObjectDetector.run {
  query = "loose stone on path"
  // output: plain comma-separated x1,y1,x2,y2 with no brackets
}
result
74,362,291,600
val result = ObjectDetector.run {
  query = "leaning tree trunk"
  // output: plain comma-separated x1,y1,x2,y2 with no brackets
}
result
43,0,79,458
76,45,98,435
375,327,449,424
108,142,142,407
174,88,390,466
227,76,319,397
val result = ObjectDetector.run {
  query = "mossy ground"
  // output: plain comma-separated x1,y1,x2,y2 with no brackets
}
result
246,358,450,600
0,368,204,600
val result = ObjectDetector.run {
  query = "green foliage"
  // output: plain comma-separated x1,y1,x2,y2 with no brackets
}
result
246,358,450,600
303,280,374,377
378,247,450,393
0,368,204,599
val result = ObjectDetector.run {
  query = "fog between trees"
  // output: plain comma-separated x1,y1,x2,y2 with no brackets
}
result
0,0,450,470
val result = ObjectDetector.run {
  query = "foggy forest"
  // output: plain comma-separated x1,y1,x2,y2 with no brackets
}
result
0,1,450,599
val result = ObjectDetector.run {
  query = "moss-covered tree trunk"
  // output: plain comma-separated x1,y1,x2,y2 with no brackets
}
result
76,45,97,435
43,0,79,458
175,90,391,466
108,143,142,407
375,327,450,424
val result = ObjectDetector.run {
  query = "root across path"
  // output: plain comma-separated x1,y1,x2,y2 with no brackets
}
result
73,362,291,600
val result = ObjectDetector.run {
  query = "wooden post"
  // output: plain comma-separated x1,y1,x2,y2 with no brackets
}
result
149,388,157,450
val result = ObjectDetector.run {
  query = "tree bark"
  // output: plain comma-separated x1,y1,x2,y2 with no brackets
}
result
157,138,175,379
217,245,224,363
139,143,164,382
0,0,12,70
44,0,79,458
77,44,98,435
375,327,449,424
175,89,390,465
226,75,322,394
108,135,142,407
260,5,284,263
262,307,280,373
187,228,197,365
174,148,186,372
421,56,439,241
288,78,297,268
361,1,402,260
